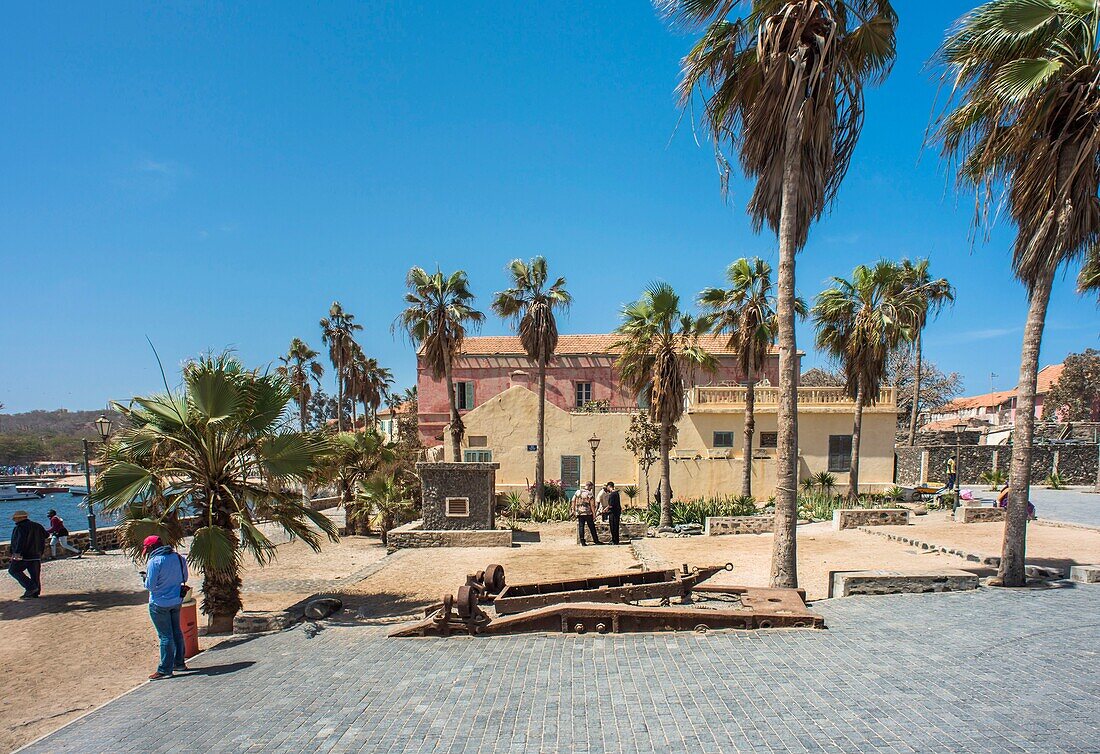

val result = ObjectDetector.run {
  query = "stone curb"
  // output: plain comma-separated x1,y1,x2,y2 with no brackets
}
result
854,526,1067,579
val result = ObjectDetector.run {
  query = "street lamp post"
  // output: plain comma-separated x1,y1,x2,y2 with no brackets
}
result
588,433,601,487
83,414,113,552
952,422,966,514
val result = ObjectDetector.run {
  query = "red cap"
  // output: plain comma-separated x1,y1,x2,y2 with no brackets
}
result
141,535,162,554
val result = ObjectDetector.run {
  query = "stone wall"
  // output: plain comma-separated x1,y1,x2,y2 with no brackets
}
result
581,520,647,543
705,515,775,536
895,444,1099,486
386,520,512,552
0,516,202,568
418,462,498,530
954,506,1006,524
832,508,909,531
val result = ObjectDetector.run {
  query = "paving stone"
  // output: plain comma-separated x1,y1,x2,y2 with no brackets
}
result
19,588,1100,754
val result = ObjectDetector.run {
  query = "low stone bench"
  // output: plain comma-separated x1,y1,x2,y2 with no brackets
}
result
386,520,513,552
954,506,1006,524
830,569,979,598
833,508,909,531
1069,565,1100,584
705,515,774,536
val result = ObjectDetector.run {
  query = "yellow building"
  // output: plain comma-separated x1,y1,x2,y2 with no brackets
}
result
458,383,897,500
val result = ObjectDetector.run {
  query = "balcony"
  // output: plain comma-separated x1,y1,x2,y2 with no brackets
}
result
686,385,896,413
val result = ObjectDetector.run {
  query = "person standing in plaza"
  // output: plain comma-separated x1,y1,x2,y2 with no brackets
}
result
946,457,957,490
604,482,622,545
141,535,190,680
570,482,601,545
44,509,82,559
7,510,46,598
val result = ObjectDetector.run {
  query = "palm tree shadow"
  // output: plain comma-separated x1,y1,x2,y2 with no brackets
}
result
0,589,147,620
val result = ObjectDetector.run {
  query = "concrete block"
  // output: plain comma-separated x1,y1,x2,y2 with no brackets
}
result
1069,565,1100,584
830,569,979,598
833,508,909,531
705,515,774,536
1024,564,1066,580
954,506,1006,524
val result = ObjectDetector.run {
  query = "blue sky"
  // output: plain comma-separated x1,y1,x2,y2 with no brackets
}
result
1,1,1097,413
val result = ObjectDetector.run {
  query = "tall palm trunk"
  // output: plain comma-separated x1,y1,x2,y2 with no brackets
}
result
299,395,308,433
1000,264,1055,586
770,70,805,590
336,350,345,432
848,382,866,502
443,353,462,462
907,331,922,446
741,376,756,498
658,421,673,529
534,352,547,505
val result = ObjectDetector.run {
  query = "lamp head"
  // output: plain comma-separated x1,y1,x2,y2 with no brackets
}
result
588,433,601,452
95,414,112,441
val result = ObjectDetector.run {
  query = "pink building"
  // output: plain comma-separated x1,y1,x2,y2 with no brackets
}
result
417,333,792,446
925,363,1067,430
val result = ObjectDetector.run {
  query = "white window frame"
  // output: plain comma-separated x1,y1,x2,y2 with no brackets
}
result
575,381,593,407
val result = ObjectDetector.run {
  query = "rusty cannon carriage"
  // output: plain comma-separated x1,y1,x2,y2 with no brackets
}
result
389,562,824,638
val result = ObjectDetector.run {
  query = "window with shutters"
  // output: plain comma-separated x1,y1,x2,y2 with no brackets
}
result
445,497,470,517
759,432,778,449
454,381,474,410
575,382,593,407
463,450,492,463
828,435,853,472
712,431,735,448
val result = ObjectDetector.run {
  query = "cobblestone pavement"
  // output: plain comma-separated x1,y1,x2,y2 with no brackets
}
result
22,586,1100,754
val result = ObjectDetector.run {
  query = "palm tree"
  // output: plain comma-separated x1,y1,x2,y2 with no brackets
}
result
898,259,954,446
932,0,1100,586
325,430,396,535
813,261,920,501
668,0,898,588
360,356,394,425
699,258,805,497
491,257,572,505
614,282,717,529
91,353,337,633
397,267,484,462
277,338,325,432
355,472,416,544
320,302,363,432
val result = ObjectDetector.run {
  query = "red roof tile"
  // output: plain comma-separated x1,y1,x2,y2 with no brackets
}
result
456,334,777,357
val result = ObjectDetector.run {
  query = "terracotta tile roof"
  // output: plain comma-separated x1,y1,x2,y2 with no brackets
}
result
377,401,414,418
941,362,1064,411
456,334,777,357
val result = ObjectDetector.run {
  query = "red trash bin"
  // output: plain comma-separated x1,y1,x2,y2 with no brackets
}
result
179,597,200,659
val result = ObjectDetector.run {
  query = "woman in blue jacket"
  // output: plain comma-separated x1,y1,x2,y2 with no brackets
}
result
141,535,190,680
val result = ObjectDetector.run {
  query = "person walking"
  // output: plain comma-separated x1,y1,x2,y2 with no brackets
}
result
604,482,622,545
570,482,601,546
141,535,190,680
44,509,82,559
7,511,46,598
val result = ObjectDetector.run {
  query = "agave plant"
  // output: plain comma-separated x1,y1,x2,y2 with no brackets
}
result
92,352,338,633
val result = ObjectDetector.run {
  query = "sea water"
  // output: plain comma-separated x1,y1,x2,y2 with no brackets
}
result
0,491,118,532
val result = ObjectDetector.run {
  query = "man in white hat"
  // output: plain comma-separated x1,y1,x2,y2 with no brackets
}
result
8,511,47,598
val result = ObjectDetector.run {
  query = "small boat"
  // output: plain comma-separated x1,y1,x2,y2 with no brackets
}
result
16,484,69,494
69,486,89,496
0,485,45,502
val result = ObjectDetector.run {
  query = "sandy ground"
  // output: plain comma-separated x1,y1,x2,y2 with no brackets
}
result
637,521,977,601
0,510,385,754
871,510,1100,572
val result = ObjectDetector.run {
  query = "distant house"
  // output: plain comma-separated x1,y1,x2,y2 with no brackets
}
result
376,401,413,444
925,363,1065,430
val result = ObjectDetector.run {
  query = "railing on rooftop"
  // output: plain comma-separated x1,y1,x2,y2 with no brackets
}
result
687,385,895,410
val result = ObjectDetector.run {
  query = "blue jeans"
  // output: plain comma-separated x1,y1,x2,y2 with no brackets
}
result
149,603,185,675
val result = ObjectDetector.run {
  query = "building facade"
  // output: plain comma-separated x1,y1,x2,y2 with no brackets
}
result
924,363,1065,431
416,334,896,499
417,334,788,447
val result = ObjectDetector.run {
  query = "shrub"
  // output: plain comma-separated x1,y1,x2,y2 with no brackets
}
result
638,495,759,527
1044,472,1065,490
527,479,567,504
979,470,1005,490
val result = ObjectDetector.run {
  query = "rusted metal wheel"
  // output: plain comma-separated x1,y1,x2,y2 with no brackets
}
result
457,585,477,619
442,594,454,617
483,563,506,594
474,570,486,586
